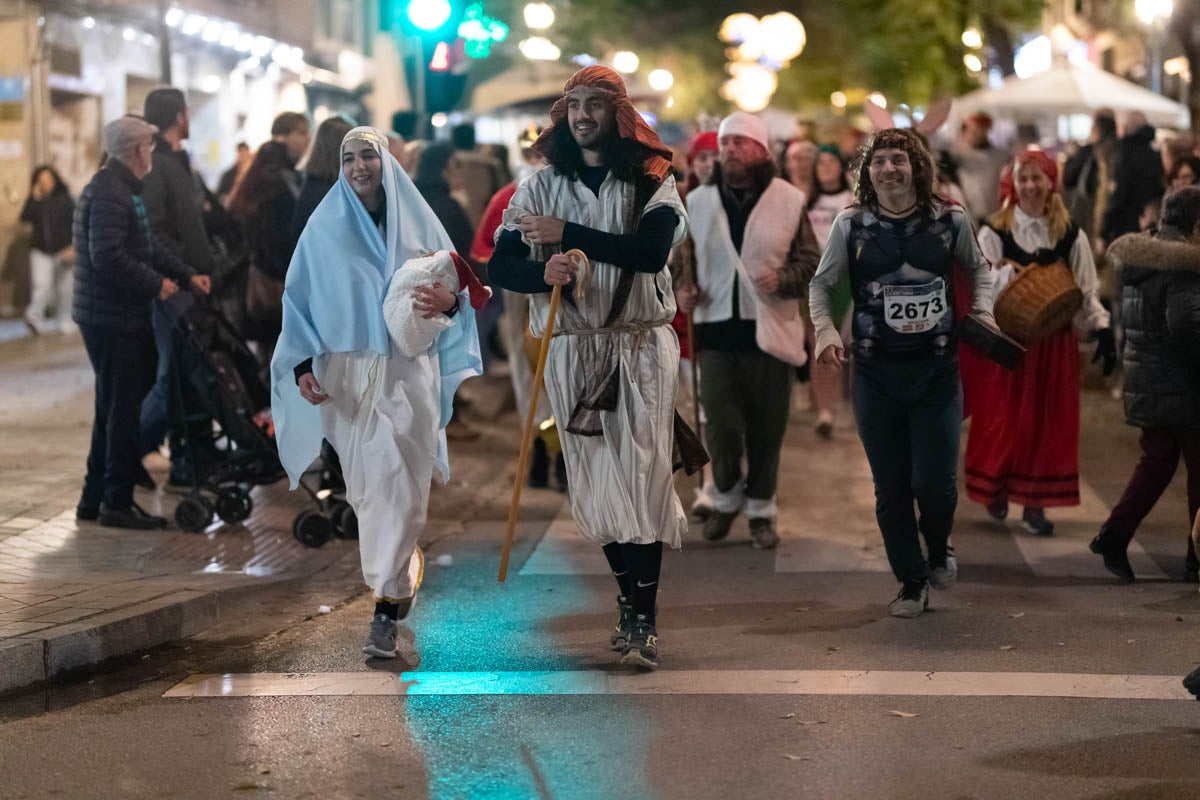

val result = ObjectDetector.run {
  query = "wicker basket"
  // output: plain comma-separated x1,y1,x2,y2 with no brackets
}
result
993,259,1083,343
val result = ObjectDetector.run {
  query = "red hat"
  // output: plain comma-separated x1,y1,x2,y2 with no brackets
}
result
450,252,493,310
686,131,718,165
998,148,1058,208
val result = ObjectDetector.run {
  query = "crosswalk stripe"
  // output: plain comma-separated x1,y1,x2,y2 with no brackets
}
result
164,669,1193,701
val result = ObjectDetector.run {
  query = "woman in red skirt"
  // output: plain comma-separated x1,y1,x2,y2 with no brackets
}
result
965,150,1116,535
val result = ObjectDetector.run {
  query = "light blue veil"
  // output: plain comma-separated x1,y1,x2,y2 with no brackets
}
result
270,126,483,488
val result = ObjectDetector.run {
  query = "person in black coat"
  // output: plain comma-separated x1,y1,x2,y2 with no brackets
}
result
1091,187,1200,583
73,116,210,529
139,87,215,489
291,116,354,242
1099,111,1164,250
413,141,475,259
21,165,75,334
228,113,310,364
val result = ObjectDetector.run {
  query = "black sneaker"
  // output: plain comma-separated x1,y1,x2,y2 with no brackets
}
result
702,510,736,542
99,502,168,530
1089,531,1134,584
1021,507,1055,537
621,615,659,669
76,504,100,522
609,595,634,651
888,581,929,619
1183,665,1200,699
748,517,779,550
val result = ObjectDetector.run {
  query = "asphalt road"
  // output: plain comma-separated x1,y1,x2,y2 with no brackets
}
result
2,355,1199,799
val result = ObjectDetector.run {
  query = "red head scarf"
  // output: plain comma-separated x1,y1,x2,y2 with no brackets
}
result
998,148,1058,208
532,65,675,183
686,131,718,166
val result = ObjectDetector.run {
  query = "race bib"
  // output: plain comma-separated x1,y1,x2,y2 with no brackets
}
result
882,279,948,334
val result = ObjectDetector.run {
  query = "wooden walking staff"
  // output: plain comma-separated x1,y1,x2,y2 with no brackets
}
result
498,249,590,582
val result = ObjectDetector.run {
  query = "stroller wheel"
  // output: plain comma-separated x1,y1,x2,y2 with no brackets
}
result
293,510,334,548
216,486,253,524
331,502,359,540
175,497,214,533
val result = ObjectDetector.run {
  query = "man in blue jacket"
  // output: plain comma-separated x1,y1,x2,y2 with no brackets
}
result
73,116,210,529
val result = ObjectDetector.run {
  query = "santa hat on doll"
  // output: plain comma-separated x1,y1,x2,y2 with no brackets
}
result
450,252,492,310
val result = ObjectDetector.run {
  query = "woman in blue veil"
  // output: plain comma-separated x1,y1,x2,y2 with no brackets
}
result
271,126,483,658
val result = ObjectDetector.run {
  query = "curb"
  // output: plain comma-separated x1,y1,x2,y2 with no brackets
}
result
0,575,296,696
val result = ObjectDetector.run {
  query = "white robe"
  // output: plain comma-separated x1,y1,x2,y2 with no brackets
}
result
501,167,689,547
318,348,442,601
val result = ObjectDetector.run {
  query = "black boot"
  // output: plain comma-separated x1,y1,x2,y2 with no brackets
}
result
1183,665,1200,699
1090,529,1134,584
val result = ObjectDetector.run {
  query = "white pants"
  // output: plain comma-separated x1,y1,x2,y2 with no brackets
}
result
26,249,73,331
319,351,440,601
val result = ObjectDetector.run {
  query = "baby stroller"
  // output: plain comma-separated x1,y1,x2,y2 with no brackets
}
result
167,300,355,546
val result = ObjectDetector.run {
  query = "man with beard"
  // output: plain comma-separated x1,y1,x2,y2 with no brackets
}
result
488,66,698,669
809,128,996,618
676,111,821,549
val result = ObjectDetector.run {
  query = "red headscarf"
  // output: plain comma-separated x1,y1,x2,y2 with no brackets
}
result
532,65,675,183
997,148,1058,208
686,131,718,166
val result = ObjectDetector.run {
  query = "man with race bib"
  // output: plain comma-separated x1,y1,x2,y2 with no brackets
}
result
809,128,996,619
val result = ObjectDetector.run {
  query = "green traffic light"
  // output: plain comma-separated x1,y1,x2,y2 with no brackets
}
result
406,0,452,31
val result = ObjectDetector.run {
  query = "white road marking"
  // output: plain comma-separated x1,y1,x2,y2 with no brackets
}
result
165,669,1193,701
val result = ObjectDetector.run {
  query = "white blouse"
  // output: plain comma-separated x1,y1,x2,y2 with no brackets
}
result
977,206,1110,332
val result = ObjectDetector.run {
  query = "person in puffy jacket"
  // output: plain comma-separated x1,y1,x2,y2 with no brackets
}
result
72,116,209,530
1091,187,1200,583
21,165,75,334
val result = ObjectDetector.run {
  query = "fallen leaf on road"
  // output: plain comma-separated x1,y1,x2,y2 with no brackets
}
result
887,710,919,718
999,645,1017,651
1007,612,1025,619
797,720,827,726
779,713,795,719
1127,639,1137,645
826,646,839,652
794,607,811,613
783,754,811,761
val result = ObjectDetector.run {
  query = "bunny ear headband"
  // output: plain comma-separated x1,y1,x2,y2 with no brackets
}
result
863,96,953,137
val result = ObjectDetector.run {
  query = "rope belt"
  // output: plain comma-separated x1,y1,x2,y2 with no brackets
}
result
553,318,670,338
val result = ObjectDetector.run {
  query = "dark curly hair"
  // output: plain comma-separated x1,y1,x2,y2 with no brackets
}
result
541,122,661,188
852,128,936,212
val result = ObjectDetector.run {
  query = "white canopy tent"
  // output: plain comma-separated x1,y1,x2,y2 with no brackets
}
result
954,62,1191,132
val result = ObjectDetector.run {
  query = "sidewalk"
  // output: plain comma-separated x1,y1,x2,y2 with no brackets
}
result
0,333,519,694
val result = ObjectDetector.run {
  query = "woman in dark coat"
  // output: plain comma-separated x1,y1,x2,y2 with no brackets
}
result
291,116,355,242
22,165,75,334
1092,186,1200,585
228,139,302,361
413,142,475,259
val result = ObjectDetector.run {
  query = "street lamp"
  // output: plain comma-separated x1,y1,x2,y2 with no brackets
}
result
1135,0,1174,94
613,51,639,74
523,2,555,30
961,28,982,49
648,68,673,91
519,36,560,61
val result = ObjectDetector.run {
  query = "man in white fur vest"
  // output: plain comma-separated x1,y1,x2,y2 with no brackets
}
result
677,111,821,548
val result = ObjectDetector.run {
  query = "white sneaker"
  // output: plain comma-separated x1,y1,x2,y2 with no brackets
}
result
889,582,929,619
929,555,958,590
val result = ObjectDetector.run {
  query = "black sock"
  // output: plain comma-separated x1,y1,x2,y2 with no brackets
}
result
622,541,663,626
375,600,400,620
602,542,633,599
